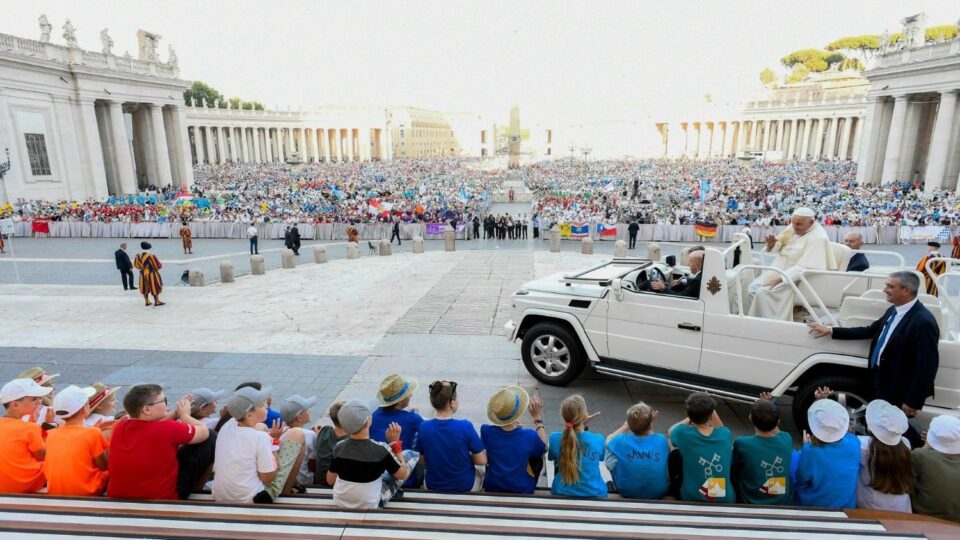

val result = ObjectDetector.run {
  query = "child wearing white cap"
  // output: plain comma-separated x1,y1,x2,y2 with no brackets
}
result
793,394,860,509
0,378,52,493
45,385,112,496
855,400,913,513
911,415,960,522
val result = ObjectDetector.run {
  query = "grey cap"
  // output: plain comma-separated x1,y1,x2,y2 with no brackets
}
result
225,386,272,420
276,394,319,424
337,398,379,434
190,388,226,413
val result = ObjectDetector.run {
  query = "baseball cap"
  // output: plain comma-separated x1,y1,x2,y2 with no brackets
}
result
807,399,849,443
53,385,96,417
276,394,319,424
225,386,272,420
927,415,960,454
1,378,54,404
865,400,908,446
190,388,226,413
337,398,379,434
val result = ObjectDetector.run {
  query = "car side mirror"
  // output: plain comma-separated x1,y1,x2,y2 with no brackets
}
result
610,278,624,301
665,255,676,267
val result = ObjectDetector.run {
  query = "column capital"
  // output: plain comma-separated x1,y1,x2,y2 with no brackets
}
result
939,88,960,96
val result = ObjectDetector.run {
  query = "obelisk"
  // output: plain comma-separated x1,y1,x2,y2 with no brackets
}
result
508,105,520,168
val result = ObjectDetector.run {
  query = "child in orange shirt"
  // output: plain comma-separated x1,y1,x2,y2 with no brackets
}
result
0,378,52,493
45,385,113,496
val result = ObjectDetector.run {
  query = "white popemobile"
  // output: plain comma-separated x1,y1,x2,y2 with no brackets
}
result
505,234,960,429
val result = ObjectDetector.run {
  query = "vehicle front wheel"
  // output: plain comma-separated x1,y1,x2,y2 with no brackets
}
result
521,322,586,386
792,374,871,434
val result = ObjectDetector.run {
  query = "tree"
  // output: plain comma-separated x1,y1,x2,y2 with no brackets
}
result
183,81,224,107
787,64,810,84
825,35,880,64
780,49,830,73
926,25,958,42
759,67,776,86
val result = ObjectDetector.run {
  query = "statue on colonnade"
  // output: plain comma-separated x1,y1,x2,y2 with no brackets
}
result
62,19,78,48
167,45,178,68
137,29,162,62
100,28,114,55
38,15,52,43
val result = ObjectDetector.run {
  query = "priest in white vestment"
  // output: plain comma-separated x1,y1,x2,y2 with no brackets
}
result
747,208,837,320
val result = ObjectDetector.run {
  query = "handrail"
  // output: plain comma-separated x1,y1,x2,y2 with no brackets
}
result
721,233,751,261
926,258,960,337
732,264,826,324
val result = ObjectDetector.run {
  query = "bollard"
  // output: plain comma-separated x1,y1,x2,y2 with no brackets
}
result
413,236,424,254
188,269,205,287
346,242,359,259
647,242,661,262
314,245,327,264
281,249,296,269
379,239,392,256
219,262,235,283
444,225,455,252
614,240,627,257
250,255,265,275
549,226,561,253
581,237,594,254
680,247,691,266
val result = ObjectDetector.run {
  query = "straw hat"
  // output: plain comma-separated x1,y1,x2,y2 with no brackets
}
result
17,367,59,386
487,386,530,426
378,374,418,407
86,383,119,411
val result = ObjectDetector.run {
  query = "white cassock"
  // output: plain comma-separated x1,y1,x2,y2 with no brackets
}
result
747,223,837,320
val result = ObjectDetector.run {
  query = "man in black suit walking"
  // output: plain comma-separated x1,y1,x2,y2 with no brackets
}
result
808,271,939,447
627,218,640,249
390,219,402,246
843,232,870,272
115,243,134,291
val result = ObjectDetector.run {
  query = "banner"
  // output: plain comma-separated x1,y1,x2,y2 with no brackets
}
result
425,222,467,235
694,221,718,238
597,223,618,237
899,226,950,242
32,218,50,234
559,222,589,238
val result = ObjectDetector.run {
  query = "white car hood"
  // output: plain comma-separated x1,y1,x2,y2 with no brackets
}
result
520,272,608,298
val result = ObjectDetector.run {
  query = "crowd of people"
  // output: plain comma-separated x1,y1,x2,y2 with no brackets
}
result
2,158,960,230
1,369,958,521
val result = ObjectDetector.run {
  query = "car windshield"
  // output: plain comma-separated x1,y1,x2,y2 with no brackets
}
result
569,261,648,280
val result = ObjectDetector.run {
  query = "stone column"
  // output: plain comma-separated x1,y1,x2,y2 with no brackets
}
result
314,128,323,162
824,117,839,158
79,99,110,199
881,95,910,184
924,90,959,191
192,126,205,164
799,118,813,159
171,105,194,186
329,129,339,162
750,120,760,150
299,128,307,159
774,119,784,152
736,121,747,153
204,126,216,165
811,118,826,159
760,120,771,151
217,126,228,163
693,122,702,159
837,117,853,160
240,127,250,162
149,104,174,187
266,128,274,162
277,128,286,161
108,101,137,194
856,98,885,184
705,122,714,158
253,128,262,162
851,117,864,163
360,128,371,161
786,120,798,159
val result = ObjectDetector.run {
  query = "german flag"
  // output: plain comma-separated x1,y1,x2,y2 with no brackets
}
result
695,221,718,238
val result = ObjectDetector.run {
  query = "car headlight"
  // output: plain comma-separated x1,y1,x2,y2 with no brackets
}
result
515,288,529,295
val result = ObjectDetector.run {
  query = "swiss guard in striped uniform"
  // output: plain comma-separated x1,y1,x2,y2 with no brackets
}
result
916,241,947,297
952,236,960,260
134,241,165,306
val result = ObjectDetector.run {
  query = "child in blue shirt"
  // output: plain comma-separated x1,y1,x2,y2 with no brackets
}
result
548,394,606,498
414,380,486,493
794,395,860,508
605,402,669,499
669,392,734,503
371,374,424,487
481,386,547,494
733,393,793,505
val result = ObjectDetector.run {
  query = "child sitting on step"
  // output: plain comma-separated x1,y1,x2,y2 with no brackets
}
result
548,394,607,498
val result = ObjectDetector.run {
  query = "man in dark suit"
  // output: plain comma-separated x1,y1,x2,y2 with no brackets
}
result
115,243,134,291
627,219,640,249
843,232,870,272
390,219,401,246
289,225,301,255
651,250,703,298
808,271,939,447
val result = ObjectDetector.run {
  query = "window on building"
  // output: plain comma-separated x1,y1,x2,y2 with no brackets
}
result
24,133,51,176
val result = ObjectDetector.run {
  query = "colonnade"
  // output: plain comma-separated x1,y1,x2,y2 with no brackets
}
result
676,115,864,161
187,125,385,164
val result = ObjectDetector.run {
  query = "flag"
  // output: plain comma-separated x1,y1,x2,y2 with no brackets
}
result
558,223,572,237
694,221,718,238
597,223,618,237
569,223,590,238
700,179,711,202
459,186,470,201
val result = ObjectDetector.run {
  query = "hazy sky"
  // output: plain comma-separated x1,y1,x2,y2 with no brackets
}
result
2,1,957,121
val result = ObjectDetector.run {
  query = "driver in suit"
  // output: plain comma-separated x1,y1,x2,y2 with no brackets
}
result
651,249,703,298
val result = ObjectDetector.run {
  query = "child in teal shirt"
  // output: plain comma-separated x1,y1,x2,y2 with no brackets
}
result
548,395,606,498
669,392,734,503
733,394,793,505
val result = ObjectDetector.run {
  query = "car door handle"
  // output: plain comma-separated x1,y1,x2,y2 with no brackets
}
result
677,323,701,331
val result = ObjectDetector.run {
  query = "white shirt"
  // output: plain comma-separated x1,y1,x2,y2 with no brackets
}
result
875,298,918,364
247,226,258,237
212,419,277,503
856,435,912,512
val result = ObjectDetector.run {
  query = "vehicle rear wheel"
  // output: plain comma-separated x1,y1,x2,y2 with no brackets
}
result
521,322,586,386
792,374,871,434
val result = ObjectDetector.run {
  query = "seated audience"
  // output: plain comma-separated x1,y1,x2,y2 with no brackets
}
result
481,386,547,494
415,380,487,492
669,392,734,503
0,378,51,493
107,384,210,500
45,385,112,496
17,367,58,428
189,388,226,430
793,393,860,508
911,415,960,522
327,398,416,509
856,400,913,512
216,381,281,432
371,374,424,487
84,383,121,428
314,400,348,486
605,402,669,500
212,386,306,503
276,394,319,487
733,394,793,505
549,394,607,498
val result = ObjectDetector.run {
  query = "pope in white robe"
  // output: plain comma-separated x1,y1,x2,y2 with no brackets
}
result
747,208,838,320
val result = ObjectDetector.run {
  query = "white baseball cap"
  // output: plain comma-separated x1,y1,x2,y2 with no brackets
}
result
807,399,850,443
1,378,54,404
927,415,960,454
53,385,96,417
865,400,908,446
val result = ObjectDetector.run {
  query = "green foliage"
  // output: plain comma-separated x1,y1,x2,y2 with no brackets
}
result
759,67,775,86
825,35,880,52
926,25,958,41
780,49,831,72
183,81,224,107
786,64,809,84
226,97,263,110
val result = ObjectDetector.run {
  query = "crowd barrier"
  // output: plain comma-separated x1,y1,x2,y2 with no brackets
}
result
5,221,938,245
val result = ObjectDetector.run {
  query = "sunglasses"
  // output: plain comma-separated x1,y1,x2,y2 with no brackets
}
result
429,380,458,398
148,397,168,407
